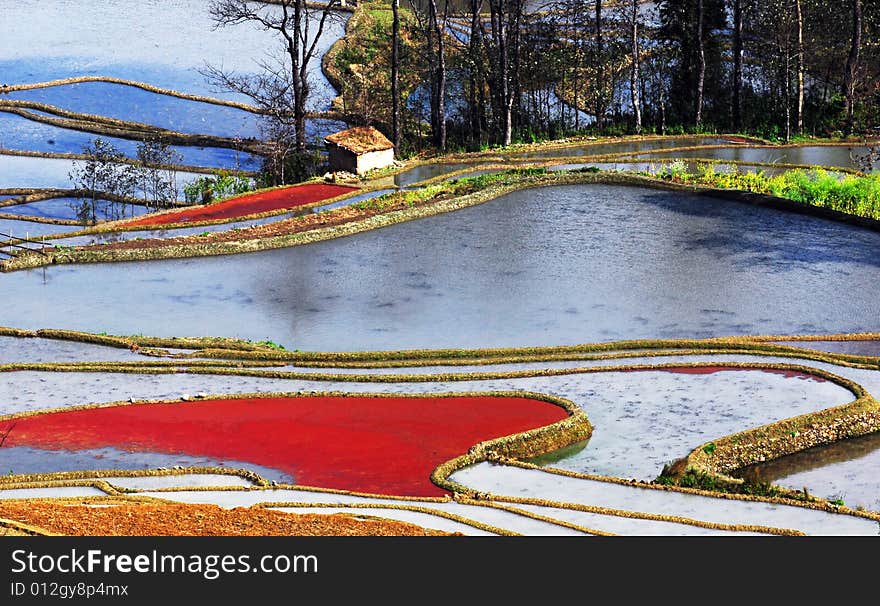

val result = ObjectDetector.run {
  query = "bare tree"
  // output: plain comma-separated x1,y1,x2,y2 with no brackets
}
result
732,0,744,131
629,0,642,134
429,0,449,150
594,0,605,132
844,0,861,134
391,0,402,152
487,0,522,146
795,0,804,133
695,0,705,126
466,0,488,146
68,138,138,224
408,0,450,150
203,0,342,180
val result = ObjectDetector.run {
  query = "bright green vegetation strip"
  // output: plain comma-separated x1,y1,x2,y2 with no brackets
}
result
656,162,880,221
350,167,550,211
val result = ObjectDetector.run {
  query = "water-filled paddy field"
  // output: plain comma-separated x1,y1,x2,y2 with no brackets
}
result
2,1,879,537
0,0,347,232
4,184,878,348
0,362,853,481
0,114,262,170
2,333,880,517
0,1,345,99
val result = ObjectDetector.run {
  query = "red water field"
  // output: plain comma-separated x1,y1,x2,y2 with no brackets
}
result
1,395,569,497
126,183,358,227
649,366,826,381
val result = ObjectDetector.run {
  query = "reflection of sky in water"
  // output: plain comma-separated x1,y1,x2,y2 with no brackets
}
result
0,365,854,483
4,82,261,138
508,137,738,159
734,431,880,513
0,446,291,484
3,345,878,519
638,146,875,171
0,155,210,194
0,114,262,170
773,340,880,356
545,161,841,177
452,463,879,535
0,0,347,105
4,197,150,222
21,190,395,247
395,163,485,186
3,1,877,528
0,219,82,239
1,184,878,350
1,0,349,180
0,336,149,364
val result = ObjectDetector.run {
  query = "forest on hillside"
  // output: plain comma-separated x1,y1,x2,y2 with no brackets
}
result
325,0,880,153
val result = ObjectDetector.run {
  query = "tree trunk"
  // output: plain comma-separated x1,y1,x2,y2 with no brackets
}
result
391,0,401,152
785,40,791,142
732,0,743,131
468,0,484,144
844,0,861,134
629,0,641,134
511,0,523,134
489,0,514,146
795,0,804,133
594,0,603,132
500,5,512,146
572,1,582,130
431,0,448,151
695,0,705,127
429,0,447,150
660,86,666,135
573,40,580,130
291,1,307,153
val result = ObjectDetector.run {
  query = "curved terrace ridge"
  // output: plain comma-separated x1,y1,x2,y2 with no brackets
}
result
1,77,266,114
0,391,590,498
0,99,266,154
1,325,879,510
4,169,879,272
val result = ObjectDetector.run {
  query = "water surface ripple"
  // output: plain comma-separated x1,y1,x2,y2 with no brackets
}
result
2,184,877,351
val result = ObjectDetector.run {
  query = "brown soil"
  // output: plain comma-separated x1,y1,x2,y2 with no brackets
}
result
0,502,457,536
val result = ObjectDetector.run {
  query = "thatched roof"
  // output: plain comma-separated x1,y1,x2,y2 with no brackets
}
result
324,126,394,155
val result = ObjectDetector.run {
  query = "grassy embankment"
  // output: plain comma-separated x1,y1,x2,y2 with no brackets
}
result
654,161,880,221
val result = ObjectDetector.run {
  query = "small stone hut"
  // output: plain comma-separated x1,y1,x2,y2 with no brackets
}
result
324,126,395,175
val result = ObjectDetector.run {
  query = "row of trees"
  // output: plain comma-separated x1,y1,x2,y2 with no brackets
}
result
394,0,879,151
654,0,873,140
203,1,879,183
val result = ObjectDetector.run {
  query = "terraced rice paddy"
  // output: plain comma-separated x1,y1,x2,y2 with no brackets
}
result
2,329,879,536
123,183,359,227
1,0,878,539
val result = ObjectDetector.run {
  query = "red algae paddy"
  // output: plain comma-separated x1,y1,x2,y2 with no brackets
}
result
647,367,827,381
0,395,568,497
125,183,358,226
